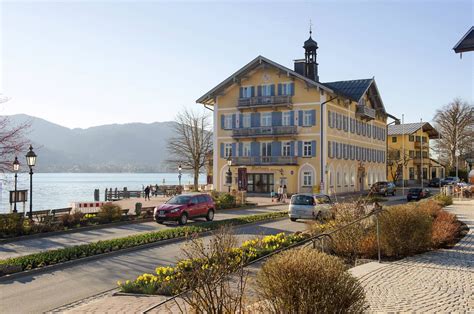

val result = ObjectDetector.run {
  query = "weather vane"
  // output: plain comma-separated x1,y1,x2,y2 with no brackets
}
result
309,19,313,36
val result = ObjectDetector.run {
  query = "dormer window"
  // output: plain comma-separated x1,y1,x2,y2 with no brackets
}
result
241,86,253,98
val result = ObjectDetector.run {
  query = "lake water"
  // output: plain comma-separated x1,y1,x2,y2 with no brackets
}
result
0,173,205,213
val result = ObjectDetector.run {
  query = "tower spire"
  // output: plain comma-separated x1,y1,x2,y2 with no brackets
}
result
309,19,313,36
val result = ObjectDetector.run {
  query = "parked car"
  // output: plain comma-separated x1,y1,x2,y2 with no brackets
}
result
370,181,396,196
407,188,431,201
154,193,215,225
289,193,333,222
428,178,441,187
441,177,460,186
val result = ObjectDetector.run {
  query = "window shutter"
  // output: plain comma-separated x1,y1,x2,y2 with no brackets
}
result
311,110,316,126
290,111,295,126
290,83,295,95
278,84,282,96
272,112,282,126
367,123,371,137
232,114,236,129
239,113,244,128
298,110,303,126
238,143,243,157
220,143,224,158
290,141,295,156
231,143,236,157
270,84,275,96
312,140,316,157
239,87,243,98
221,115,225,129
298,141,303,157
251,142,259,157
272,141,281,157
257,86,262,97
333,142,337,158
328,141,332,158
328,111,332,128
251,86,255,97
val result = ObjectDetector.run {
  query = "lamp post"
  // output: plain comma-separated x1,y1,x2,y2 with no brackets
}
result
226,155,232,193
178,164,182,186
13,156,20,213
25,145,37,219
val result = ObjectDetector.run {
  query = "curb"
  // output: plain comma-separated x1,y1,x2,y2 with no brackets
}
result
0,216,288,283
0,217,155,245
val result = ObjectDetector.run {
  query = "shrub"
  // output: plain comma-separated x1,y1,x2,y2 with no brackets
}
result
97,203,122,223
431,210,459,247
434,194,453,207
378,204,433,257
60,212,84,228
215,193,236,210
0,213,26,237
418,199,443,218
257,248,367,313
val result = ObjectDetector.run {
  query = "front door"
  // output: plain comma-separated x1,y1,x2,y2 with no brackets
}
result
359,174,365,192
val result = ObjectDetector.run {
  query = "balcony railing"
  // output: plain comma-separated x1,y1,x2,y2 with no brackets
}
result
412,157,430,165
231,156,297,166
414,142,428,149
232,125,297,138
238,95,292,108
356,105,376,120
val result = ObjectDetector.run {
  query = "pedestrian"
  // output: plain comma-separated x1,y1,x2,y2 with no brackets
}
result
155,184,159,197
270,189,275,202
277,185,283,202
282,184,288,203
144,185,150,201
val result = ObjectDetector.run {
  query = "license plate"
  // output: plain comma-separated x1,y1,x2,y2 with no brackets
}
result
158,211,165,217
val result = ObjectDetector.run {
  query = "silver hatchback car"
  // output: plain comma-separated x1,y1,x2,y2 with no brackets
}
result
289,193,333,222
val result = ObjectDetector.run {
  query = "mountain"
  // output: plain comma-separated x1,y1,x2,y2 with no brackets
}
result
6,114,177,172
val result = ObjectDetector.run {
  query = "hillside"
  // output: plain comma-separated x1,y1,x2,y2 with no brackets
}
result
6,114,177,172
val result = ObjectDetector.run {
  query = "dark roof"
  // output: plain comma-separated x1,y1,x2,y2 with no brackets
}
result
196,55,333,105
303,36,318,49
388,122,440,138
453,26,474,53
322,79,373,101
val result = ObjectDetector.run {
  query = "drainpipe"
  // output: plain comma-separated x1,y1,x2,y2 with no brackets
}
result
320,96,339,194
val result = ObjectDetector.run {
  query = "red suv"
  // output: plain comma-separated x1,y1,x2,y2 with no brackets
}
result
154,193,215,225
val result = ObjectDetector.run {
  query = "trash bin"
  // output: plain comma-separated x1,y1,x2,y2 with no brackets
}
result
135,202,142,216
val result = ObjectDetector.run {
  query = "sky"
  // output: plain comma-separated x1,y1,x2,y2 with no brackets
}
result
0,0,473,129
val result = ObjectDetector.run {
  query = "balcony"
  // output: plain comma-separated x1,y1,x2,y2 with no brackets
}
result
231,156,297,166
412,157,430,165
232,125,297,138
356,105,376,121
414,142,428,149
238,95,292,109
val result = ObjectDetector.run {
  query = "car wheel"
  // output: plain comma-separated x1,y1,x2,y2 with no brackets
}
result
206,209,215,221
290,218,297,222
178,213,188,225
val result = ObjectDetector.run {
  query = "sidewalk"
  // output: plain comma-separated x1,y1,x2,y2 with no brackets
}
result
0,204,287,260
351,199,474,312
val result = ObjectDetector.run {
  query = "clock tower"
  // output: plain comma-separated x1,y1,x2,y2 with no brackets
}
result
303,28,319,82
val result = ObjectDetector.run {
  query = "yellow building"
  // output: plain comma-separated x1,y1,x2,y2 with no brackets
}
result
387,122,444,185
197,33,390,195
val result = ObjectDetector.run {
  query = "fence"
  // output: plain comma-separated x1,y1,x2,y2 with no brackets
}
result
141,202,384,313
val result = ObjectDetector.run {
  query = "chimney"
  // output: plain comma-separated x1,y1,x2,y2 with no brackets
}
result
294,59,305,76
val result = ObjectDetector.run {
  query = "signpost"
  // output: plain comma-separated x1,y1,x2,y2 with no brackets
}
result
9,189,28,214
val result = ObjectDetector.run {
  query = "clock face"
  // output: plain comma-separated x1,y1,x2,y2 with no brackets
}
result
262,73,270,83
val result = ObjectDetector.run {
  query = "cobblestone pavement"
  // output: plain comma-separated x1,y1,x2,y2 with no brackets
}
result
357,200,474,312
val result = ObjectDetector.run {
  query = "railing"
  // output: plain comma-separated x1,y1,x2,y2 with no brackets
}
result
232,125,297,138
238,95,292,108
356,104,376,120
232,156,297,166
412,157,429,165
414,142,428,149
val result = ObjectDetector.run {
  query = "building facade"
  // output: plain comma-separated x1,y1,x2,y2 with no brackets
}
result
197,33,389,195
387,122,444,185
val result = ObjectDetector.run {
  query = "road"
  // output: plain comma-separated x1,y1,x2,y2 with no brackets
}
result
0,217,306,314
0,205,287,259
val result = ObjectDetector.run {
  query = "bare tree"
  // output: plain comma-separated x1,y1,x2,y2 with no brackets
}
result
167,109,213,190
387,148,411,183
433,98,474,169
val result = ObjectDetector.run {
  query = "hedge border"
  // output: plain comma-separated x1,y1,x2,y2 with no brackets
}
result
0,211,288,278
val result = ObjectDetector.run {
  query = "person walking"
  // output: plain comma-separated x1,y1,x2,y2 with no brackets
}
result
282,184,288,203
144,185,150,201
277,185,283,202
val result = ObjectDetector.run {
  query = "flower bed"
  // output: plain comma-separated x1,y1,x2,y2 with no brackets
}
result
118,232,309,295
0,211,287,276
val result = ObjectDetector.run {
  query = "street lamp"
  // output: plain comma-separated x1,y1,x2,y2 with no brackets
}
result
226,155,232,193
25,145,37,219
13,156,20,213
178,164,182,186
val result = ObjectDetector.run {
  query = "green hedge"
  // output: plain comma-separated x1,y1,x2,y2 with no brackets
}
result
0,211,287,275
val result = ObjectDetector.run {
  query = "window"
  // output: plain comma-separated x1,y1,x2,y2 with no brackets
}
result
242,114,251,128
282,112,291,126
416,136,421,142
409,167,415,180
282,141,291,157
241,86,252,98
224,143,232,158
261,85,272,96
280,83,292,96
422,136,427,143
303,111,312,126
337,172,340,187
303,171,312,186
224,115,232,129
303,141,312,157
242,142,250,157
261,112,272,127
409,150,414,158
261,142,272,157
392,137,397,143
409,135,414,142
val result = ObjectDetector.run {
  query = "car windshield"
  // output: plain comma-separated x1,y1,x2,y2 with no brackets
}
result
315,196,331,204
409,188,421,193
291,195,314,205
167,195,192,204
